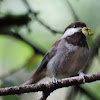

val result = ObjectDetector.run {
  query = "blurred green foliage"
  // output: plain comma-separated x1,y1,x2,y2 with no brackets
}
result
0,0,100,100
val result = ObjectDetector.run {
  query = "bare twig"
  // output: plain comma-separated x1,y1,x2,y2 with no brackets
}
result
39,92,50,100
66,87,75,100
66,0,79,21
0,30,46,55
90,35,100,59
23,0,63,34
0,64,25,79
84,35,100,73
35,17,63,34
0,72,100,100
0,54,36,79
0,14,31,28
75,86,99,100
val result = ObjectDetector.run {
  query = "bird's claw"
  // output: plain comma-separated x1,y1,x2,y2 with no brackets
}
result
79,72,86,84
52,76,58,83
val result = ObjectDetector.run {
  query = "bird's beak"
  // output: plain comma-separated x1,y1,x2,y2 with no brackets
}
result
82,27,93,36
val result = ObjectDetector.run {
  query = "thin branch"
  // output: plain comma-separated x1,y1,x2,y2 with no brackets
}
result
35,17,63,34
90,35,100,58
0,30,46,55
66,0,79,21
75,86,99,100
0,64,25,79
0,72,100,100
0,54,36,79
83,35,100,73
39,92,50,100
0,14,31,28
23,0,63,34
66,87,75,100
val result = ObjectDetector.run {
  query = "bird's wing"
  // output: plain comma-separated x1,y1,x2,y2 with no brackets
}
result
35,45,57,74
22,40,60,84
36,40,61,72
33,40,61,77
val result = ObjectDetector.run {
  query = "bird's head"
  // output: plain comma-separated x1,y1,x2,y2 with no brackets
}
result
61,21,92,47
62,21,92,38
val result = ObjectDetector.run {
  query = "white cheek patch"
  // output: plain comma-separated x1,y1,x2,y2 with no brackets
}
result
65,42,78,52
61,27,82,39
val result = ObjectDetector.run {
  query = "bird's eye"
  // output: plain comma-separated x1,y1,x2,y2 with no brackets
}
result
86,27,88,31
73,25,76,28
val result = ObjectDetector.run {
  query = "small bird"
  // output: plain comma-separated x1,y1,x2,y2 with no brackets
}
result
22,21,92,85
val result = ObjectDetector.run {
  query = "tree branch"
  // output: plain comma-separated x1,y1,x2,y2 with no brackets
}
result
66,0,79,21
0,30,46,55
83,35,100,73
90,35,100,58
0,14,31,28
0,54,36,79
0,72,100,100
39,91,50,100
66,86,75,100
23,0,63,34
75,86,99,100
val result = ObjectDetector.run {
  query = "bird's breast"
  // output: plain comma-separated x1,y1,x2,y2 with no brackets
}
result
46,40,89,79
59,46,89,78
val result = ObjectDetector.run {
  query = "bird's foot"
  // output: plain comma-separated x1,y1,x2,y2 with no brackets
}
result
52,76,58,83
79,72,86,84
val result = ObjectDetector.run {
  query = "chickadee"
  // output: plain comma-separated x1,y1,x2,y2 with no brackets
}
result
22,21,92,85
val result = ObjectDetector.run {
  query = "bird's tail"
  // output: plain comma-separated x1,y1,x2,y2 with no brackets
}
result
17,71,45,96
22,72,45,85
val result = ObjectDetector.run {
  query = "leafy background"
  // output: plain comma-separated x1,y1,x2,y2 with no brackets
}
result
0,0,100,100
